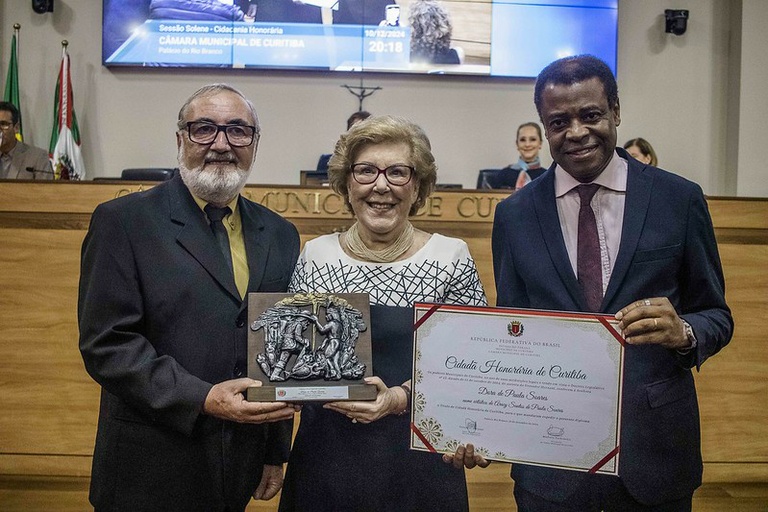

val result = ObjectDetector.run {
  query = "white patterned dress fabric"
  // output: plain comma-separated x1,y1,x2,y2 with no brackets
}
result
289,233,487,307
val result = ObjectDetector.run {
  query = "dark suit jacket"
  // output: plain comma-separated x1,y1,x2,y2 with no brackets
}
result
79,176,300,511
491,148,733,505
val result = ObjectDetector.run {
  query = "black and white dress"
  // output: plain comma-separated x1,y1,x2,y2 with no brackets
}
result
279,233,487,512
288,233,487,308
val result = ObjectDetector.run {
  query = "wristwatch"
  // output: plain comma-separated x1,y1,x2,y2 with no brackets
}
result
681,319,697,350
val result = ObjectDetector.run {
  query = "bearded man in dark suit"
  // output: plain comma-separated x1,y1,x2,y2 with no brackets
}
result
79,83,300,511
492,55,733,511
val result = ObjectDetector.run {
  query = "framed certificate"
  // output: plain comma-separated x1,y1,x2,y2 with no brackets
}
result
410,303,625,475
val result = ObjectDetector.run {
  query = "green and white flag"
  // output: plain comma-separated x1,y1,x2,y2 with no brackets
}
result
48,44,85,180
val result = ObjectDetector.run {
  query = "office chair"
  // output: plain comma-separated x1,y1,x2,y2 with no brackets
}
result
476,169,503,189
316,154,332,171
121,168,176,181
477,167,547,189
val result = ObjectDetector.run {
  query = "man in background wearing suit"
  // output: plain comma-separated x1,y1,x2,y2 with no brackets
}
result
492,55,733,511
79,83,300,511
0,101,53,179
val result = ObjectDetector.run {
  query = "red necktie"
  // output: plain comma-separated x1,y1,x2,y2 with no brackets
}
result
577,184,602,312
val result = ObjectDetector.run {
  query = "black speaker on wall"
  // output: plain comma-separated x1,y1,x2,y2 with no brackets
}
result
664,9,689,36
32,0,54,14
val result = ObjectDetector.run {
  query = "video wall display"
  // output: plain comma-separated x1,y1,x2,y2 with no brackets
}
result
103,0,618,78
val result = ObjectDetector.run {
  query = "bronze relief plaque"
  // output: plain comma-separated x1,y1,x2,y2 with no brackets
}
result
247,292,377,402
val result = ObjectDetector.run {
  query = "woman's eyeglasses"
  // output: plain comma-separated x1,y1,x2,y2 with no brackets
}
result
351,163,414,186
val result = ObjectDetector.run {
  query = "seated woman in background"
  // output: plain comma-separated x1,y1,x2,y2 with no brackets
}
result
279,115,488,512
409,0,464,65
479,121,546,190
509,121,545,186
623,137,658,166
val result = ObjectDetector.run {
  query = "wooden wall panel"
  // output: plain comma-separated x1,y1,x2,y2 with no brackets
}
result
696,244,768,467
0,228,100,459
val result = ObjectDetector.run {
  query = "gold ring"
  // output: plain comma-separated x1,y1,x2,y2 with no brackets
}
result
644,299,651,306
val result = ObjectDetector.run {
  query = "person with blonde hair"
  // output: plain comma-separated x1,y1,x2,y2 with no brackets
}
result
409,0,462,64
279,115,488,512
507,121,546,189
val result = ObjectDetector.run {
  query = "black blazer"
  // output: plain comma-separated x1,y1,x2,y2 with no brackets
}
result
492,148,733,505
79,176,300,511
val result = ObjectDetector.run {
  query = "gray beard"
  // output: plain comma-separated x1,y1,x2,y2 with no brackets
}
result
178,152,251,206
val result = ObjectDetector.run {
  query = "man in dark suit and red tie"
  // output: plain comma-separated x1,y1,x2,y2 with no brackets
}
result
78,83,300,511
492,55,733,511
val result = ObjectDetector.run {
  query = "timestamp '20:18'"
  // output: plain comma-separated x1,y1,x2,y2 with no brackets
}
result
368,40,404,53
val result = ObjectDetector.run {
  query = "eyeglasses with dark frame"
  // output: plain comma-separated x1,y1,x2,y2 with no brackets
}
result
185,121,257,147
351,163,414,186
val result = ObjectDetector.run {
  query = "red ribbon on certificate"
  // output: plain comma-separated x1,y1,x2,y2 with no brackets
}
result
589,445,620,473
410,422,437,453
597,316,625,346
413,303,442,331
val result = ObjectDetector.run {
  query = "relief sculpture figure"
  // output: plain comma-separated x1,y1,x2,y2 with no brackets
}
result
251,293,367,382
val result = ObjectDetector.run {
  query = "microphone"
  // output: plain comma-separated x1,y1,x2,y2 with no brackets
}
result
26,166,57,179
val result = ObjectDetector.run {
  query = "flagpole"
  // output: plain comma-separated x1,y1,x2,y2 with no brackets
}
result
60,40,68,147
13,24,20,56
12,24,20,94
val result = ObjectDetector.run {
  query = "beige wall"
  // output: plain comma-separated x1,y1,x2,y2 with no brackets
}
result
735,0,768,197
1,0,766,196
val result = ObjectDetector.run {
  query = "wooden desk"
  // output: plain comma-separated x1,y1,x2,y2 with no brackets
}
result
0,181,766,484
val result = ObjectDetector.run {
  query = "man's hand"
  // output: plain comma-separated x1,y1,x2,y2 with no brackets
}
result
615,297,690,349
253,464,283,501
203,378,297,423
442,443,491,470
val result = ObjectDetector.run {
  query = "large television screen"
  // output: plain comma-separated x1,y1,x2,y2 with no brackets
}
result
103,0,618,78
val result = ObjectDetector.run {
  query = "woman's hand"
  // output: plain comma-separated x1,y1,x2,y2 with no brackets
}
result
442,443,490,469
323,376,406,424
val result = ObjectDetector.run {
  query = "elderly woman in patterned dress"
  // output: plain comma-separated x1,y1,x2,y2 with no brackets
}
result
279,116,489,512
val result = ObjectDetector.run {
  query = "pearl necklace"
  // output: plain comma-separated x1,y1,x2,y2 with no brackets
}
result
343,221,415,263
